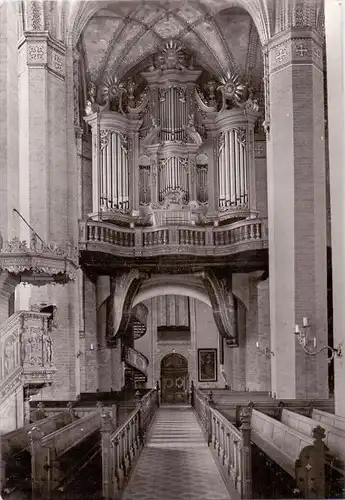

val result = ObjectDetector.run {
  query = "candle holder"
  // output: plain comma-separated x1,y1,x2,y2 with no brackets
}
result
294,317,343,362
256,341,274,359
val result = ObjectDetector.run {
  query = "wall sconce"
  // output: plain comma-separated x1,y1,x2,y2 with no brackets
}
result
294,317,343,362
256,341,274,359
76,344,101,358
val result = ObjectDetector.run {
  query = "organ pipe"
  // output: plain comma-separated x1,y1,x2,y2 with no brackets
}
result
218,128,248,209
99,131,129,212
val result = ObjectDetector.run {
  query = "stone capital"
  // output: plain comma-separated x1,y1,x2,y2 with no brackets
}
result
18,31,66,79
267,28,324,74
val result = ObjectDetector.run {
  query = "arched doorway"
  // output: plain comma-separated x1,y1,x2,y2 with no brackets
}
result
161,353,189,404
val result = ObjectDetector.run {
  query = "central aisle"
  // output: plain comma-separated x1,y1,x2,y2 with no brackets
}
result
122,406,231,500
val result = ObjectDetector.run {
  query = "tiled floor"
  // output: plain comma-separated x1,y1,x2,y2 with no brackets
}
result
122,405,231,500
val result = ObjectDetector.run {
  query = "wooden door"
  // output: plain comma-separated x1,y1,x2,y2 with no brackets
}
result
161,353,188,404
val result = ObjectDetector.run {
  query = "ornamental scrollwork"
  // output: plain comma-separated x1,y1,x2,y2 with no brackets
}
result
195,269,238,345
236,127,247,146
1,234,78,264
218,72,246,112
107,270,149,343
100,129,110,150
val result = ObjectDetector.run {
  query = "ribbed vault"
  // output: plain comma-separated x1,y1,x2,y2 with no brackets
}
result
78,1,264,89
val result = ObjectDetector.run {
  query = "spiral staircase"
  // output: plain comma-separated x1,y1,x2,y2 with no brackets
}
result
122,303,149,390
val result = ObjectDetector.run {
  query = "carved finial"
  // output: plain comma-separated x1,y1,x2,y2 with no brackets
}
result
28,426,44,443
66,401,74,412
101,410,112,432
96,401,104,411
239,406,251,430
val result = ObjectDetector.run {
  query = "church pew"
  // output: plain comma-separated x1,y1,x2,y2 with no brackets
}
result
250,407,327,500
29,408,114,498
215,399,334,426
0,408,76,491
312,409,345,432
281,408,345,471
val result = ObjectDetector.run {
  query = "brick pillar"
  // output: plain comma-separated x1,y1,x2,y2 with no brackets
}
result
257,279,271,392
18,31,67,243
254,138,267,218
325,2,345,416
245,278,260,391
267,28,328,399
82,275,98,392
246,276,271,391
97,276,111,391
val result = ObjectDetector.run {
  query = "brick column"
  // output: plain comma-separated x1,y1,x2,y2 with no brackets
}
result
325,2,345,417
267,28,328,399
18,31,67,242
257,279,271,392
245,278,260,391
246,276,271,391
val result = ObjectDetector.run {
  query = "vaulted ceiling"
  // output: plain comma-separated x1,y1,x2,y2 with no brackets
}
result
80,1,263,89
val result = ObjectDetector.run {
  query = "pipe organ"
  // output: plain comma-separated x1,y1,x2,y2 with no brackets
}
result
218,128,247,210
100,131,129,211
84,40,261,226
158,157,188,202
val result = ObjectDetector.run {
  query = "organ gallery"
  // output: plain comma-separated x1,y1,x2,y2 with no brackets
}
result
84,40,260,227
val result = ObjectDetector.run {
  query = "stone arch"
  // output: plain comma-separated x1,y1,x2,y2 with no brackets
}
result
133,284,211,308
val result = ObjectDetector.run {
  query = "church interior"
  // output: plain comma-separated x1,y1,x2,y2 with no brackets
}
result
0,0,345,498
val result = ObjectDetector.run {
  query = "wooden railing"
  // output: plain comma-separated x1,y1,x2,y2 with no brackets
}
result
101,389,158,500
79,218,268,258
192,387,252,499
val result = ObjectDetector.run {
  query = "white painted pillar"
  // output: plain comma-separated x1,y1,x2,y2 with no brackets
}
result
325,0,345,417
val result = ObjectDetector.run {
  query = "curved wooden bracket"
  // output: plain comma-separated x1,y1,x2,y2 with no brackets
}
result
106,270,148,344
195,269,238,346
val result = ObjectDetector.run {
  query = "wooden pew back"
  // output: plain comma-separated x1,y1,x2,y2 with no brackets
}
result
281,408,345,466
312,409,345,432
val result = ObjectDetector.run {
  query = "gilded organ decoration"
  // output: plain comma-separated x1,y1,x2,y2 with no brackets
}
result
84,40,261,225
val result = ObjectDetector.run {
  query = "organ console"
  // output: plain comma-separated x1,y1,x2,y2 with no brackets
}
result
84,40,261,227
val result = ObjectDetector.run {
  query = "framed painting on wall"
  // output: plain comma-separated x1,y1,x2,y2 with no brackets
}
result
198,348,217,382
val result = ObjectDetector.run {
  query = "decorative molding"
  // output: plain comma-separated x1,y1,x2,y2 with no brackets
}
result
27,41,48,65
20,33,66,79
254,141,266,158
0,236,78,284
268,30,324,74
